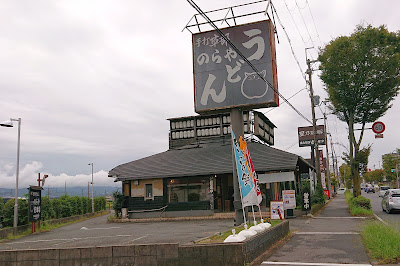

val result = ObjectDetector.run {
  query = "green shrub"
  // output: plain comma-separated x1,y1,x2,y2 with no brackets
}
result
2,198,28,227
94,197,106,211
112,190,125,218
345,192,373,216
311,183,326,204
351,196,371,210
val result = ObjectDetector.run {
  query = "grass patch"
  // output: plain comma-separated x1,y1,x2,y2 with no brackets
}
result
361,221,400,264
311,203,325,215
344,190,373,216
196,220,282,244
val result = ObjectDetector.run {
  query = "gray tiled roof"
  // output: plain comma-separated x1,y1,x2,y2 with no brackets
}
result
109,141,313,181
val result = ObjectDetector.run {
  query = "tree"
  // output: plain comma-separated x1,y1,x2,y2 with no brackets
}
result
382,150,400,183
319,24,400,197
363,169,385,183
339,163,352,189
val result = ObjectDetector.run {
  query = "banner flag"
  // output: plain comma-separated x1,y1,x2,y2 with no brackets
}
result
239,136,263,205
232,131,258,207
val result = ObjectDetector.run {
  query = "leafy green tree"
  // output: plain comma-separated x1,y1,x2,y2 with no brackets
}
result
0,197,4,227
339,163,352,189
94,197,106,212
41,196,56,220
69,196,80,216
311,183,326,204
319,24,400,196
2,198,28,227
363,169,385,183
382,151,400,183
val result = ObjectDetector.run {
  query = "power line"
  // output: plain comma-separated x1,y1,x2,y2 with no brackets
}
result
283,0,307,44
295,0,315,49
305,0,323,47
264,86,307,114
270,2,307,82
186,0,313,125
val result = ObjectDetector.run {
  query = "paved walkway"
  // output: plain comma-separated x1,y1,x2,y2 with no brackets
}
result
260,194,372,266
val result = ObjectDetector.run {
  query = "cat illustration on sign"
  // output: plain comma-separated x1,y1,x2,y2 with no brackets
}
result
240,70,269,99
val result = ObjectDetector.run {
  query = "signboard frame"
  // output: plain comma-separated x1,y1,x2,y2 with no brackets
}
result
270,201,284,220
282,190,296,209
192,20,279,113
298,125,325,147
29,186,42,222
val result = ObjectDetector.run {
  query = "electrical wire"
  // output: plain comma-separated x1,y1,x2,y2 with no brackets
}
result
295,0,315,49
306,0,323,47
187,0,313,125
270,2,307,82
283,0,307,44
264,86,307,114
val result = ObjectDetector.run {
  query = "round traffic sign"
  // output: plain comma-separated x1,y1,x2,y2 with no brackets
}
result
372,121,385,134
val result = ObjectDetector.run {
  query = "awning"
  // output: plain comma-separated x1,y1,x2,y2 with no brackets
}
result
258,171,295,184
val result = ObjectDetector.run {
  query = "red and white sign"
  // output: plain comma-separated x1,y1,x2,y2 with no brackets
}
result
282,190,296,209
324,189,330,199
372,121,385,134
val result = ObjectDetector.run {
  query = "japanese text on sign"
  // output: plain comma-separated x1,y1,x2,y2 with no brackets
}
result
192,20,278,113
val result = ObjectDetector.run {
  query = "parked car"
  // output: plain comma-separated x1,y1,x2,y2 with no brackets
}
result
379,186,390,197
381,189,400,214
337,188,346,194
366,187,375,193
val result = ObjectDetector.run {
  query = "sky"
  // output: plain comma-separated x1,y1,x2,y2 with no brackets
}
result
1,0,399,189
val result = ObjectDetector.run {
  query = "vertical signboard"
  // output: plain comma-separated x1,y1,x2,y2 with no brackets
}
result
282,190,296,209
192,20,279,113
29,186,42,222
270,201,284,220
302,188,311,211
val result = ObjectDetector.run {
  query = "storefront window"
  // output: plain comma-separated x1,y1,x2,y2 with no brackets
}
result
167,177,209,203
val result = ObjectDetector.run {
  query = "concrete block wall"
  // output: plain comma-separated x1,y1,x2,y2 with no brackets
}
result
0,220,289,265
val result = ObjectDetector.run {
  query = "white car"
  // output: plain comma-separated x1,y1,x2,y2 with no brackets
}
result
379,186,390,197
337,188,346,194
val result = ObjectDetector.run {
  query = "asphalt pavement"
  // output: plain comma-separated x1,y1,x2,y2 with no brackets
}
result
362,189,400,230
260,194,372,266
0,215,234,250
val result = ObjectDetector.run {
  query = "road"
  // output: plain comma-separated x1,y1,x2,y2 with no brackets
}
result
0,215,234,251
362,189,400,229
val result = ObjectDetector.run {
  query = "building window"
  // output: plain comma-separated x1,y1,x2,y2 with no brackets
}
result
167,177,209,203
145,184,153,199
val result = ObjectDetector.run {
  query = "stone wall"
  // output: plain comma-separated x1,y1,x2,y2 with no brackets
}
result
0,220,289,265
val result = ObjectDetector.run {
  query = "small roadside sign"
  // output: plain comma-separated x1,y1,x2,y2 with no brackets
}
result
372,121,385,134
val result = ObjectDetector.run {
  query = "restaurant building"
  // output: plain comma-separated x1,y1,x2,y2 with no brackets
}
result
108,111,314,218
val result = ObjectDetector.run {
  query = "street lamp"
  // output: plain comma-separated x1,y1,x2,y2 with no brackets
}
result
0,118,21,228
88,163,94,213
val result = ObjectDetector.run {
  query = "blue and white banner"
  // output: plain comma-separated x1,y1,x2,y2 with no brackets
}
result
232,131,258,208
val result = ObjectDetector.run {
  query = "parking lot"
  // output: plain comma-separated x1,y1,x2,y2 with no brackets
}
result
0,215,234,251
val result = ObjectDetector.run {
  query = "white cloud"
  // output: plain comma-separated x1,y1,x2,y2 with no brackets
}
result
0,161,118,189
1,0,400,186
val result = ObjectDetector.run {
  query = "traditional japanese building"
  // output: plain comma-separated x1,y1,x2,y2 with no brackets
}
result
108,111,314,218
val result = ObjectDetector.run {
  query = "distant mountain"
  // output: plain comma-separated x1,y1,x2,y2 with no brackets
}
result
0,186,121,199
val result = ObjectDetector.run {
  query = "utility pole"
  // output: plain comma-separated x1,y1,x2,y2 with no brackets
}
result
323,113,332,197
231,109,247,226
306,57,322,186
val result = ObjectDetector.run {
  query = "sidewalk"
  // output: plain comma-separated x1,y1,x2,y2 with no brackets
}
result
259,194,372,266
